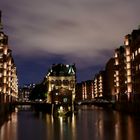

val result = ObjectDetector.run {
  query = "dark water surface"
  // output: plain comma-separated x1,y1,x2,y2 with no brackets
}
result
0,105,140,140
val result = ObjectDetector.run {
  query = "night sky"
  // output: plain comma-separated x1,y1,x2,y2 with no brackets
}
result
0,0,140,86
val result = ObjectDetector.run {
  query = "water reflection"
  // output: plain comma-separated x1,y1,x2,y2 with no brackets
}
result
34,112,77,140
0,105,140,140
0,112,18,140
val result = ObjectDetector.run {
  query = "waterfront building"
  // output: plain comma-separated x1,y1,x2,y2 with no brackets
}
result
105,58,115,100
19,84,35,102
75,80,94,101
82,80,94,100
127,29,140,102
113,27,140,102
93,71,105,98
114,45,132,102
114,46,128,101
44,64,76,113
0,11,18,103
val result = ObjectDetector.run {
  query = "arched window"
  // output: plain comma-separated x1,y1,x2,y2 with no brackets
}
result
63,80,69,86
55,80,59,86
51,80,55,84
70,80,75,88
58,80,62,86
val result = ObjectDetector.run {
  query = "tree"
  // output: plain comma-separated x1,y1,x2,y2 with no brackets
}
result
29,83,48,101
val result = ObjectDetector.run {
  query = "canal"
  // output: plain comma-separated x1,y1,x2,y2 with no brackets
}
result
0,105,140,140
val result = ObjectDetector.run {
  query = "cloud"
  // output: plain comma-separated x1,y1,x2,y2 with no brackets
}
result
1,0,140,84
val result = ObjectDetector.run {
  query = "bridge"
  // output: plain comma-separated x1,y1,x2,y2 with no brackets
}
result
11,101,53,113
75,99,115,107
12,101,44,106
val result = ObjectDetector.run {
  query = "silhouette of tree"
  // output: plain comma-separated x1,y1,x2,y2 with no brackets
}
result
29,83,48,101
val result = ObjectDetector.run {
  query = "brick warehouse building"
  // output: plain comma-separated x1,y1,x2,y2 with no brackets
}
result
76,27,140,105
0,11,18,103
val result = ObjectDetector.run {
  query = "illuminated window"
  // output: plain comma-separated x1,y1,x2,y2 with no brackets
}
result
3,77,6,83
116,88,119,94
116,82,119,87
126,48,130,55
125,39,129,46
127,70,131,76
116,71,119,75
116,77,119,81
99,89,103,92
135,50,138,56
99,76,102,80
3,70,6,76
94,78,97,82
138,48,140,53
115,59,119,65
3,63,7,69
115,53,118,58
128,85,132,93
4,48,7,55
136,65,139,71
0,53,2,58
126,56,131,62
126,63,131,69
132,53,135,60
127,77,131,83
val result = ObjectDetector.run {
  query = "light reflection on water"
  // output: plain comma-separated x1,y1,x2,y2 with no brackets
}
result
0,105,140,140
0,111,18,140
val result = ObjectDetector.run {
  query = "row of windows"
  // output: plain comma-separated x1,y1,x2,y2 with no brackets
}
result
135,64,140,72
115,47,140,62
50,80,75,86
132,48,140,60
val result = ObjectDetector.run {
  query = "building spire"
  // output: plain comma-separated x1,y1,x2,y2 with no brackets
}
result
0,10,3,31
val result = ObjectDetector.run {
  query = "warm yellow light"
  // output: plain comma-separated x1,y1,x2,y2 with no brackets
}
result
115,59,119,65
126,47,130,55
99,94,103,97
128,85,132,93
115,53,118,58
135,50,138,56
4,47,7,55
132,53,135,60
126,56,131,62
138,48,140,53
116,71,119,75
116,77,119,81
3,63,7,69
127,70,131,76
116,88,119,94
116,82,119,87
126,63,131,69
136,65,138,71
125,39,129,46
127,77,131,83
